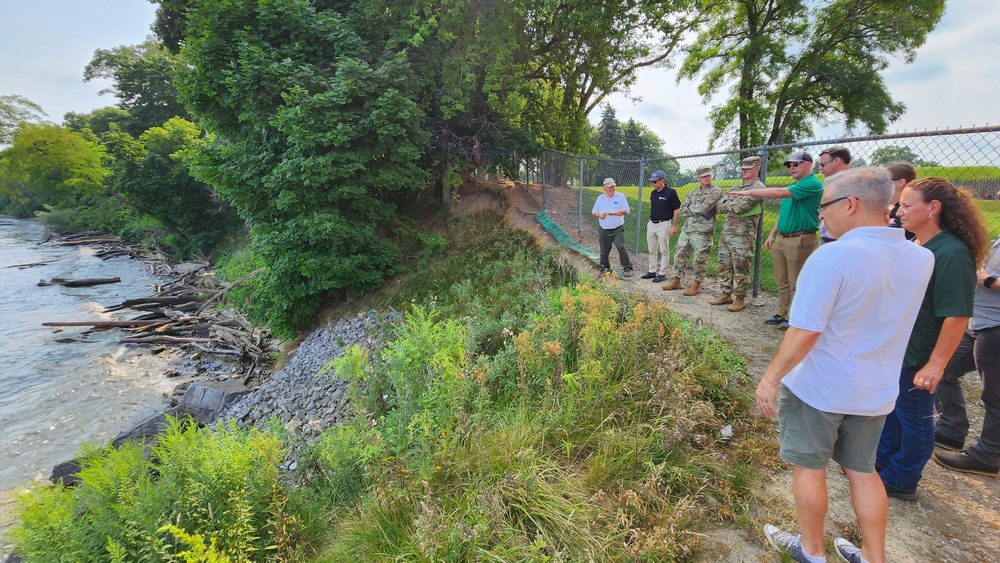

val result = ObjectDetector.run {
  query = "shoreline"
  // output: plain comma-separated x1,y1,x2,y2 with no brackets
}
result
0,226,273,558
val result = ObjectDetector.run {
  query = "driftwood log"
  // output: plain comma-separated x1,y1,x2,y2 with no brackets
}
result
38,277,121,287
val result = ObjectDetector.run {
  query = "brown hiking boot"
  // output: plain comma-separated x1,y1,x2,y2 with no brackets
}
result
709,293,733,305
727,297,746,312
682,281,701,296
661,276,682,290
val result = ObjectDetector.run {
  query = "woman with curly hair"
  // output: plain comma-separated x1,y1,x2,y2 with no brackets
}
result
876,177,989,500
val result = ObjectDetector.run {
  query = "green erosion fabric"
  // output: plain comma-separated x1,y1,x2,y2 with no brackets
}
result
536,210,601,265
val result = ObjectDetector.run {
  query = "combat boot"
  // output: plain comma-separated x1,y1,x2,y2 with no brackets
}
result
709,293,733,305
727,296,746,312
661,276,682,290
682,281,701,296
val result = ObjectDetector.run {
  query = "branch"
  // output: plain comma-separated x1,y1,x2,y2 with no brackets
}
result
195,267,264,316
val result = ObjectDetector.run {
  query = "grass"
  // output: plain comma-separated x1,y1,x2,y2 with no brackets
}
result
7,207,776,562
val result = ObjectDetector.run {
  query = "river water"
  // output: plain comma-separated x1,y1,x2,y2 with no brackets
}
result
0,218,180,491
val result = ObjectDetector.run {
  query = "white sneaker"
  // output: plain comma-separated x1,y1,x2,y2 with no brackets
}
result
834,537,865,563
764,524,813,562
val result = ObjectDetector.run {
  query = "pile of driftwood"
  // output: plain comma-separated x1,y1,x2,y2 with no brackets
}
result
45,230,162,262
39,231,273,381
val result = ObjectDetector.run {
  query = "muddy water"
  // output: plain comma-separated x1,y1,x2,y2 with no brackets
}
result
0,218,180,490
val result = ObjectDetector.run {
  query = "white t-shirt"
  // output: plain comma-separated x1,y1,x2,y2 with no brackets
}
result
592,193,630,229
782,226,934,416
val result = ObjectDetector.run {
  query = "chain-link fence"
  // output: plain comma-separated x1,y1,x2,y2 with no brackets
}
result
534,125,1000,296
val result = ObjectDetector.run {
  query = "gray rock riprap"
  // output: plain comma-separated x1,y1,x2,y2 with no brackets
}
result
219,312,395,436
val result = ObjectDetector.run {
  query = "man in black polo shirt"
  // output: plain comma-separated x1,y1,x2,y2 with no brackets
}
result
641,170,682,283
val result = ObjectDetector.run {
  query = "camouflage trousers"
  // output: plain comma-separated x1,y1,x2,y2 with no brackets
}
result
673,229,713,281
716,231,754,297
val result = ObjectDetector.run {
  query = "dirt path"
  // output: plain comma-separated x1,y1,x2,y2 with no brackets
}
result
505,181,1000,562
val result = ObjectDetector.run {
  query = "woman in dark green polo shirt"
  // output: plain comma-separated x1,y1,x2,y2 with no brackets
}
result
876,177,989,500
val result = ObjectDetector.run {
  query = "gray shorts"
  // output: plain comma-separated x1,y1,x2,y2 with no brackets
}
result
778,386,886,473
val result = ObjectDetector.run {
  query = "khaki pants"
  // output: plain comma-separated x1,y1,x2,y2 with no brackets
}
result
771,233,817,317
646,220,672,275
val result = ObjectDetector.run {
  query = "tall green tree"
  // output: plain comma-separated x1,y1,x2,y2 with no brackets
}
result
596,104,623,156
679,0,945,149
63,107,132,139
176,0,430,336
0,124,108,216
84,39,190,135
869,144,938,167
1,95,48,144
102,118,241,256
622,118,665,158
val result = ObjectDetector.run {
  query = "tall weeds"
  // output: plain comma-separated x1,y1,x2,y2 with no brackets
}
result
314,277,765,561
10,418,306,562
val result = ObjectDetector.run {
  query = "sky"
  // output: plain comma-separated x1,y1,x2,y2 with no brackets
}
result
2,0,998,157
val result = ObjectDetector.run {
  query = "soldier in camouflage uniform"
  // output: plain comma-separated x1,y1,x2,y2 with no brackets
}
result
711,156,765,312
663,165,723,296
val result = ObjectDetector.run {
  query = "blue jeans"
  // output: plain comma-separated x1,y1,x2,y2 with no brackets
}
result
876,368,936,492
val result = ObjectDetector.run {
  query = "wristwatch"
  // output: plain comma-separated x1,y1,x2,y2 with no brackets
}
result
987,276,997,289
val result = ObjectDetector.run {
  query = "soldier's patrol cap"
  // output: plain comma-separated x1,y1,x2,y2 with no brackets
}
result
741,156,762,169
695,166,712,177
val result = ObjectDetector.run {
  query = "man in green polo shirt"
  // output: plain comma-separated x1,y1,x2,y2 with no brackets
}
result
731,150,823,330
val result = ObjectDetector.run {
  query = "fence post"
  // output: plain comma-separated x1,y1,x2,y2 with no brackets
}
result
578,155,584,236
752,150,770,299
541,151,547,210
635,158,646,256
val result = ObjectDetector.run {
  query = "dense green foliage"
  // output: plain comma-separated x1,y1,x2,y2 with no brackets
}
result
10,418,307,562
102,117,242,256
679,0,946,148
84,40,191,136
176,0,431,337
317,277,763,560
0,124,109,217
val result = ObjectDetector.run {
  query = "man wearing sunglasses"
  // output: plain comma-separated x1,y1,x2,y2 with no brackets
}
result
731,150,823,330
817,146,853,244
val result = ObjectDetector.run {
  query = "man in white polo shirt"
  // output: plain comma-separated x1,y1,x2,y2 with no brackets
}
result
757,168,934,563
591,177,633,277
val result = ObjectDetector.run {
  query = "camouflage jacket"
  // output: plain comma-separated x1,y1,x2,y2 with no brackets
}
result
679,184,723,233
718,179,765,235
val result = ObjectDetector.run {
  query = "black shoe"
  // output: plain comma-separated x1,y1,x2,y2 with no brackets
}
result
765,314,787,325
640,271,656,279
932,450,999,477
778,321,790,331
623,268,634,277
882,482,918,501
651,275,666,283
934,432,964,452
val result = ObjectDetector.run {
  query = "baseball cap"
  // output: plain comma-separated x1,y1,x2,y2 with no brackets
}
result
603,177,616,188
648,170,666,182
783,150,813,166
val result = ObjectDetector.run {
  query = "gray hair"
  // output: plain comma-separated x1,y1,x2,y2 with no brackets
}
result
823,167,892,210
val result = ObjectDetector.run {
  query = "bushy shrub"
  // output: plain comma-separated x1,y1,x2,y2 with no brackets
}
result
10,418,306,562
